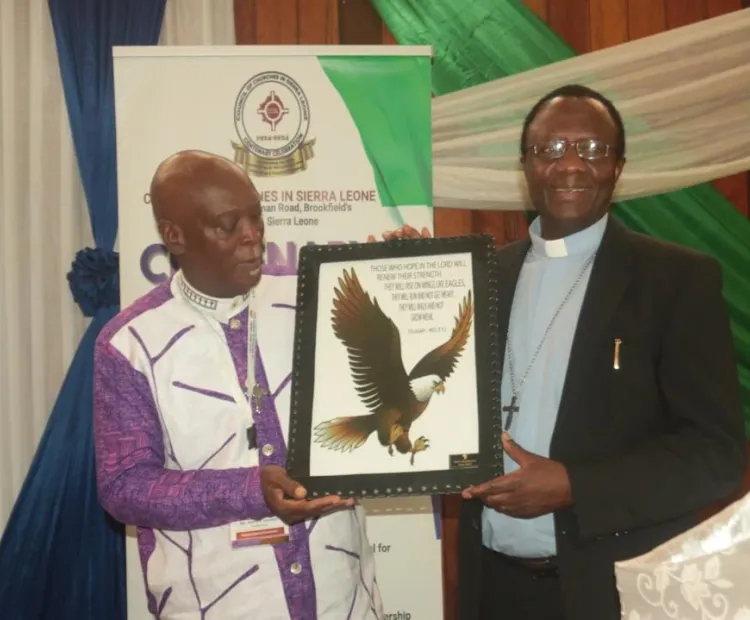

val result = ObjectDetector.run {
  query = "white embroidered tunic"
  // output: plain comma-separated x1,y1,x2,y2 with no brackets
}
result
93,272,382,619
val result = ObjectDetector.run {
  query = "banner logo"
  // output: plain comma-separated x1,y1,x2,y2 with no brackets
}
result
232,71,316,177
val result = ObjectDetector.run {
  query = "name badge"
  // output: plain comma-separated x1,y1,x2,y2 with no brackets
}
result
230,517,289,548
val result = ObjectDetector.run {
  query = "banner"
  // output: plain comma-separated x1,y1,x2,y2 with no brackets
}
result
112,46,441,620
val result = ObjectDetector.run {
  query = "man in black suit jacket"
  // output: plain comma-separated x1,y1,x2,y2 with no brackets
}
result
452,85,747,619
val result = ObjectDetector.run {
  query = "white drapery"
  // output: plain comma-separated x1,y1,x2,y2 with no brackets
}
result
159,0,235,46
432,8,750,211
0,0,91,529
0,0,235,533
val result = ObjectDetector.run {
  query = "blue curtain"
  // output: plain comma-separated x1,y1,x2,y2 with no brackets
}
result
0,1,166,618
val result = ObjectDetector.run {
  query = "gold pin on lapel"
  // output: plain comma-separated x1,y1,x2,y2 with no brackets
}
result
613,338,622,370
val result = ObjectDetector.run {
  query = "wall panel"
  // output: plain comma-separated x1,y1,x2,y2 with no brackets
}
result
233,0,258,44
548,0,590,53
665,0,706,28
338,0,383,43
524,0,549,20
590,0,629,48
298,0,338,44
627,0,667,40
255,0,299,43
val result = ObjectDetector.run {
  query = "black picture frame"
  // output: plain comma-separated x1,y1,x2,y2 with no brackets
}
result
285,234,503,499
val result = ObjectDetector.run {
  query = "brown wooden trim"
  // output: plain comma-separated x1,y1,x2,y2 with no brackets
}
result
627,0,666,40
298,0,339,44
664,0,705,29
255,0,300,43
434,209,474,238
234,0,257,44
705,0,744,18
547,0,590,54
441,495,462,620
589,0,628,50
524,0,549,21
338,0,384,44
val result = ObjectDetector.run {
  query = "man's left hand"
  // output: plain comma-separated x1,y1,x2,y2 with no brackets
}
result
367,224,431,243
461,432,573,519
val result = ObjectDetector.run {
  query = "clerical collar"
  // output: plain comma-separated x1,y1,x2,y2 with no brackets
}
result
174,271,252,321
528,213,608,259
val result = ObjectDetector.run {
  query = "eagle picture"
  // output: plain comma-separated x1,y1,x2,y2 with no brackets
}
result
313,267,473,466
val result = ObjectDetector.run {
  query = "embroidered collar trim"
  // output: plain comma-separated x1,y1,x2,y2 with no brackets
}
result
176,272,252,320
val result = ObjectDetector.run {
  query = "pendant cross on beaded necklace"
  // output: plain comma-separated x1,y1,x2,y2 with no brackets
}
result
502,396,519,431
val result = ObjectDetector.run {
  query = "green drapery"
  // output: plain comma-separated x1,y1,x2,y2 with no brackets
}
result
372,0,750,434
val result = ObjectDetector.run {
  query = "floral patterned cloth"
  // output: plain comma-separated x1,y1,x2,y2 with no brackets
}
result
616,492,750,620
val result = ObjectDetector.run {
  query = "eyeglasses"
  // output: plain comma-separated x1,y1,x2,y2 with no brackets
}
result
527,138,613,161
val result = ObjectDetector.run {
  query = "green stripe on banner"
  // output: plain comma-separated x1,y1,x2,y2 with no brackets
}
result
319,56,432,211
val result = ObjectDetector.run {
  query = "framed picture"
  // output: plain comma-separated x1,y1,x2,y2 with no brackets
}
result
285,234,503,498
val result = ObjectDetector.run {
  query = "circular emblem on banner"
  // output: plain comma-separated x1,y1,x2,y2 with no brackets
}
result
234,71,311,161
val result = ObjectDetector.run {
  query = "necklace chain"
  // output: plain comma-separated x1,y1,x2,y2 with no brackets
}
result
504,250,597,428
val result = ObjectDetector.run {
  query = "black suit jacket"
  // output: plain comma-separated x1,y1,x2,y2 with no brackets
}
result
458,216,747,620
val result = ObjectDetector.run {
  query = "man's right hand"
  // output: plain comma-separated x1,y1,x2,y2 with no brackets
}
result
260,465,354,525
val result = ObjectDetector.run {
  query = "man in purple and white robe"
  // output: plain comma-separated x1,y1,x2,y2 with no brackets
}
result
93,150,424,619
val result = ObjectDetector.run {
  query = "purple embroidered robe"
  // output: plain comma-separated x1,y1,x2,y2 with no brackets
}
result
93,273,382,619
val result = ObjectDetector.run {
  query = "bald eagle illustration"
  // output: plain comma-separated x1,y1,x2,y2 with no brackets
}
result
313,267,473,465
